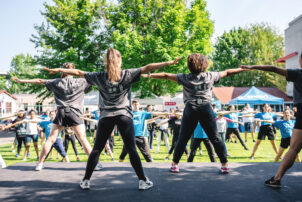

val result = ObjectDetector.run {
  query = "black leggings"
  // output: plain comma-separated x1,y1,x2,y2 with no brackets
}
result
188,138,216,162
169,131,188,155
173,103,227,164
83,115,146,181
16,136,26,154
225,128,247,149
64,134,78,156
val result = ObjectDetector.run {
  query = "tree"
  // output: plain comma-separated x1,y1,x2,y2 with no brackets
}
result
29,0,110,98
104,0,214,97
211,23,286,91
2,54,38,94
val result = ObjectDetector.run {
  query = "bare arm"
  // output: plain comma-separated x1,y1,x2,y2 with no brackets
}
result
0,113,17,120
12,77,46,85
140,57,182,74
260,120,274,124
241,65,287,77
157,120,169,127
43,67,85,78
220,67,248,78
142,73,177,82
1,120,25,130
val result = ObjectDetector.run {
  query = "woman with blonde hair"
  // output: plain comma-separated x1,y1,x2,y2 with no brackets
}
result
44,47,182,190
142,53,248,174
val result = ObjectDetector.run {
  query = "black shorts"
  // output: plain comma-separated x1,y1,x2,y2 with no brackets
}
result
53,108,83,127
257,125,275,140
280,137,291,149
294,104,302,130
244,122,252,132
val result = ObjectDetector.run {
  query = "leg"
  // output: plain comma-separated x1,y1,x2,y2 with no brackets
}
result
251,140,262,158
116,116,146,180
163,130,170,152
233,129,248,150
119,145,128,161
70,135,79,156
187,138,202,162
270,140,278,154
173,104,198,164
156,131,162,154
83,118,115,180
72,124,92,155
274,129,302,180
38,124,64,164
203,139,217,162
136,137,152,162
16,136,23,155
274,147,285,162
33,135,39,158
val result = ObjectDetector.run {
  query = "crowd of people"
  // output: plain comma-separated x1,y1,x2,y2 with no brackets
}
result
0,48,301,191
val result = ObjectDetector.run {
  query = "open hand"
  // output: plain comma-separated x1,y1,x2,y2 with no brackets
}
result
240,65,253,70
173,56,183,65
43,67,60,75
11,76,21,83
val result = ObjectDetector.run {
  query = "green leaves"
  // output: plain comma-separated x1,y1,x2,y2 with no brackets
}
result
211,23,286,91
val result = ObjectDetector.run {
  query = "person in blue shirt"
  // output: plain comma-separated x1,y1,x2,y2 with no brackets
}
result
250,103,279,160
40,110,51,149
37,111,70,170
119,100,153,162
261,109,300,162
188,123,216,162
223,105,248,150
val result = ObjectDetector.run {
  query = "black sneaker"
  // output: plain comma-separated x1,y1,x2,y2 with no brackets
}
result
264,177,281,188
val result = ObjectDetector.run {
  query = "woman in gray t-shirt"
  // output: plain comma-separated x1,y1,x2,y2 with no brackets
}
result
143,53,248,174
242,53,302,188
43,47,182,190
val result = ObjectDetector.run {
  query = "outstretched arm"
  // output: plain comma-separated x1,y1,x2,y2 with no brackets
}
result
43,67,85,78
220,67,248,78
141,73,177,82
12,77,46,85
241,65,287,77
140,57,182,74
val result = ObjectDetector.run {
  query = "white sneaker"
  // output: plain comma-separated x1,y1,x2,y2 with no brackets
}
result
80,179,90,190
35,163,44,171
94,163,104,171
63,156,70,163
22,158,27,161
12,149,16,153
139,177,153,190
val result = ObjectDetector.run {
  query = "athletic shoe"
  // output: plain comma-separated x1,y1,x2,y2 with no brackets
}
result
199,151,203,155
227,153,231,157
220,166,229,174
111,158,115,162
12,149,15,153
139,177,153,190
94,163,104,171
264,177,281,188
15,154,20,157
22,158,27,161
80,179,90,190
250,156,254,160
170,164,179,173
63,156,70,163
76,156,80,161
35,163,44,171
165,157,169,161
253,140,256,142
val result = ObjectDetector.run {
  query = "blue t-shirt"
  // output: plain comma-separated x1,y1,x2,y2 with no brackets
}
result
92,110,100,120
224,112,240,128
133,111,152,137
254,112,275,126
193,123,208,139
39,121,62,140
273,120,295,138
40,115,50,121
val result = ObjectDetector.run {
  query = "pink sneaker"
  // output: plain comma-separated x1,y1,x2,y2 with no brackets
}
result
221,166,229,174
170,164,179,173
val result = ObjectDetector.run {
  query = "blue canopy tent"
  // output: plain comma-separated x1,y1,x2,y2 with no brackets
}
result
229,86,284,105
229,86,284,132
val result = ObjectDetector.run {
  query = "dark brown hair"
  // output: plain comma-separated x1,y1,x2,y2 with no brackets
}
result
105,48,122,82
187,53,209,74
61,62,75,78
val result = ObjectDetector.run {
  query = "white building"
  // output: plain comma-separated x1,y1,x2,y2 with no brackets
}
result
281,14,302,96
0,90,18,116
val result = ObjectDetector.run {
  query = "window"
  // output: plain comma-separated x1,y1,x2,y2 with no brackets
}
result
6,102,12,114
23,103,28,111
36,102,42,114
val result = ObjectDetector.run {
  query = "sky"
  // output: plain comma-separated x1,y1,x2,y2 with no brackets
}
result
0,0,302,72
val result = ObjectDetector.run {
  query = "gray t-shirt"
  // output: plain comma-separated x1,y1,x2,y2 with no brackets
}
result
45,77,91,115
286,68,302,104
84,68,141,119
176,72,221,105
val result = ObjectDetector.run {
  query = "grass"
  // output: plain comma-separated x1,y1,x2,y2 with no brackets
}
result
0,130,292,167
